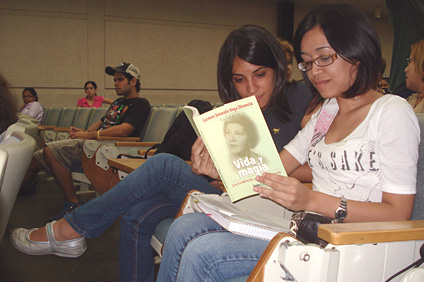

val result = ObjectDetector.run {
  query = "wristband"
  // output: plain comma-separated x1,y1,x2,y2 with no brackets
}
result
97,130,101,140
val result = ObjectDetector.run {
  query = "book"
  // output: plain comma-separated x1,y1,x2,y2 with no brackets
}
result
183,96,287,202
191,193,290,241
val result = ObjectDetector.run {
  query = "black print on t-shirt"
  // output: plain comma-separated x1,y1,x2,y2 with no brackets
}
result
307,148,378,172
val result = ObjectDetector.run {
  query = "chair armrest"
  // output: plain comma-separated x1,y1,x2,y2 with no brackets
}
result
97,136,140,142
247,232,298,282
114,141,158,147
38,125,56,130
53,127,70,132
137,148,157,156
175,190,203,218
318,220,424,245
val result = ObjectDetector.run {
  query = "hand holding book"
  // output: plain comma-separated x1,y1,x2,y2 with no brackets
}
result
183,96,287,202
190,137,221,180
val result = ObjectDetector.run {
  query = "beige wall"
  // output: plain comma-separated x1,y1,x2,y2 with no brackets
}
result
0,0,394,108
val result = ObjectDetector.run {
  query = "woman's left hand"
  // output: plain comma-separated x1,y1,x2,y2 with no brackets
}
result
254,172,313,211
190,137,220,180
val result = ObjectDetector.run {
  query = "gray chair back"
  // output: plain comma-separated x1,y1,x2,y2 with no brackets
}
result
41,108,51,125
73,108,94,130
142,107,178,142
56,108,77,127
42,107,62,126
87,108,107,128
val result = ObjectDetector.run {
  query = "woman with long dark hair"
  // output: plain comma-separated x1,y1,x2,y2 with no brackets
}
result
77,81,113,108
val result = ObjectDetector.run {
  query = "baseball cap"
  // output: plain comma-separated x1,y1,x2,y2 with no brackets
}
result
105,62,140,80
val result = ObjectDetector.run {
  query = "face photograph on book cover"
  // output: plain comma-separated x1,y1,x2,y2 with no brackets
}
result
222,113,268,178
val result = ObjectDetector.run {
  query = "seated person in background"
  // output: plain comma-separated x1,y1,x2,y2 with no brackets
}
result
378,76,392,94
19,62,151,219
155,4,420,282
279,39,295,82
0,74,18,138
20,87,44,124
406,39,424,113
10,25,314,282
77,81,114,108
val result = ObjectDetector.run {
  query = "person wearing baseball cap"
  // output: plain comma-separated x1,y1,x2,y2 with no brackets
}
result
106,62,141,80
19,62,151,220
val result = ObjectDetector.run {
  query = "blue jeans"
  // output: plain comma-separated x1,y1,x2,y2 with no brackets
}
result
64,153,220,282
156,213,269,282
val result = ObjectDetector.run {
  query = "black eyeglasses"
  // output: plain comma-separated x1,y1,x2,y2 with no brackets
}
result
407,57,414,65
298,53,340,72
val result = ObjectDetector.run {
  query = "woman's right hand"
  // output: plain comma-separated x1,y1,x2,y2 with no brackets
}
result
69,126,82,134
190,137,220,180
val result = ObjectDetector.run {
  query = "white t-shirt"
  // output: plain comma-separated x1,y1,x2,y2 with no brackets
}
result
285,94,420,202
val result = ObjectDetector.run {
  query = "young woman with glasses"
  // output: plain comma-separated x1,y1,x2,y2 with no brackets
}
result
156,3,420,281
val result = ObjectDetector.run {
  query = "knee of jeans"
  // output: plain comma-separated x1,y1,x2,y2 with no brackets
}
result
182,235,218,265
147,153,176,165
167,213,211,240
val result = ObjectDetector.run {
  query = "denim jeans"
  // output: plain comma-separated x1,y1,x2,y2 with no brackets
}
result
64,153,220,282
156,213,268,282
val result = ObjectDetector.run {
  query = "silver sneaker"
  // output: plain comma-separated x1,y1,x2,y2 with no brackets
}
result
10,221,87,258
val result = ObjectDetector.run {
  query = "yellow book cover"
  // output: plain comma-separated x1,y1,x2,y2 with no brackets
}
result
183,96,287,202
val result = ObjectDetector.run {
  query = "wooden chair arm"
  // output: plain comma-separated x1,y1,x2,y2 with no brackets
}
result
247,232,298,282
97,136,140,142
39,125,56,130
137,148,157,156
114,141,158,147
175,190,202,218
318,220,424,245
53,127,70,132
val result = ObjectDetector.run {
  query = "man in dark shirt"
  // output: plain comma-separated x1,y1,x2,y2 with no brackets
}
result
28,63,151,219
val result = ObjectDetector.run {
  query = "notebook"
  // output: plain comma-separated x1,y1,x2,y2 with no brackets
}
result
192,194,290,241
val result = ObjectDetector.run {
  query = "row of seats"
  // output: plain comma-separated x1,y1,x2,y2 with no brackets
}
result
41,105,181,145
41,102,223,144
41,107,107,129
41,107,107,143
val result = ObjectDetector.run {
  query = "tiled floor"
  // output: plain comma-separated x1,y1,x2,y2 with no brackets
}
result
0,172,121,282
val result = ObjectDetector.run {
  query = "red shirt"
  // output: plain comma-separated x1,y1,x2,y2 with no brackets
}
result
77,96,105,108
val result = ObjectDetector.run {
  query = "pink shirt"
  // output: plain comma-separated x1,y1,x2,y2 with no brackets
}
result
77,96,105,108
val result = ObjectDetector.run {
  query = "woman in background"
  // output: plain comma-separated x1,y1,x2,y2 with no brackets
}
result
77,81,113,108
406,40,424,113
21,87,44,124
279,39,295,82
